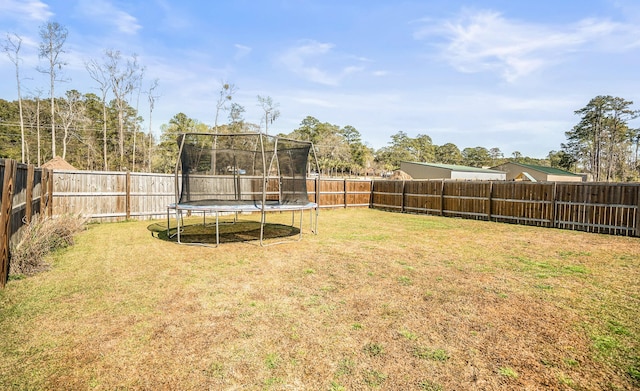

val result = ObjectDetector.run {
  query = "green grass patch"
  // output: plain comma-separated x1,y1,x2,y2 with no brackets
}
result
335,358,355,377
498,366,518,378
413,347,449,361
399,329,418,340
512,256,589,277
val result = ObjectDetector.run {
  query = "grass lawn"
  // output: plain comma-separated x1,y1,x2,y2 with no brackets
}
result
1,208,639,390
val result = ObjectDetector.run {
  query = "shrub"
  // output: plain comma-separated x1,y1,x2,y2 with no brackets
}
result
9,214,87,277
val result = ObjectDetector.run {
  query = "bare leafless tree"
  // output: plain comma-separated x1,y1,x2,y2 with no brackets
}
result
214,81,237,130
86,57,112,170
130,66,146,171
3,33,26,162
104,49,142,169
33,89,44,166
57,90,86,160
37,22,68,158
146,78,159,172
257,95,280,135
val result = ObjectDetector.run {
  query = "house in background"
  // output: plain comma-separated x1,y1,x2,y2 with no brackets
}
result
491,162,583,182
400,162,506,180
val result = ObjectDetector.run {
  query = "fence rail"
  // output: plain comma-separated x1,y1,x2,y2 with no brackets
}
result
0,159,53,288
371,180,640,237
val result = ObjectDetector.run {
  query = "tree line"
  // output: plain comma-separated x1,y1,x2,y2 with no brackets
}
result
562,95,639,182
3,91,639,180
2,24,639,180
2,22,154,171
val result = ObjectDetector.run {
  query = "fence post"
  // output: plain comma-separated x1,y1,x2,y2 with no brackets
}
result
25,164,34,224
636,185,640,237
551,182,558,228
40,169,49,217
126,170,131,220
344,179,347,208
1,159,17,288
47,169,53,217
487,181,493,221
440,180,445,216
400,180,405,213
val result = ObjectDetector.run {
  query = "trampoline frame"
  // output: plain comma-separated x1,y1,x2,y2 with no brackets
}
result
168,132,319,247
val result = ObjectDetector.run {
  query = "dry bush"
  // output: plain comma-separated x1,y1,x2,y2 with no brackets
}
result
9,214,87,277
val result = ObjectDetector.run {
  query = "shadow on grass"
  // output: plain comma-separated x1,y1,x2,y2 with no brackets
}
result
147,219,300,245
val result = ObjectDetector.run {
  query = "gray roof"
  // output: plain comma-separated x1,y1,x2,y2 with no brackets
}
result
401,161,505,173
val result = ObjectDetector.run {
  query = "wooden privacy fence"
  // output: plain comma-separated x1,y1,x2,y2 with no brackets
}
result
53,171,176,221
371,180,640,237
311,178,372,208
0,159,53,288
52,171,373,221
9,168,639,284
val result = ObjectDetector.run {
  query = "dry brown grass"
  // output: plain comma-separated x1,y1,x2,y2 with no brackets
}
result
0,208,638,390
9,214,87,276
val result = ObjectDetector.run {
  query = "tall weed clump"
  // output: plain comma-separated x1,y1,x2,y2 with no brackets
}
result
9,214,87,277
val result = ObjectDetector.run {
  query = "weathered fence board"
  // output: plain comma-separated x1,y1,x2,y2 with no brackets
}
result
0,160,15,288
346,180,372,207
555,183,639,235
491,182,554,226
314,178,372,209
53,171,176,221
372,179,640,237
1,159,52,288
371,180,404,211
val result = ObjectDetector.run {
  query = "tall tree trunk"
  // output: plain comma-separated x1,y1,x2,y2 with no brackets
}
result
133,128,137,172
118,110,124,169
16,68,25,163
103,104,108,170
50,73,56,157
36,98,41,166
5,33,26,162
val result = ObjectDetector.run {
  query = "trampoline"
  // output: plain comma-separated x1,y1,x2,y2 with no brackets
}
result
167,132,319,246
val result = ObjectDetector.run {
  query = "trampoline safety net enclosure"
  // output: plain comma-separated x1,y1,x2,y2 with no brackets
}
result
168,132,319,246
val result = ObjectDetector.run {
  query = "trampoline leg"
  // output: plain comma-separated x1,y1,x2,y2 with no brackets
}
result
166,207,170,237
216,211,220,246
310,206,318,234
298,209,303,240
177,209,182,244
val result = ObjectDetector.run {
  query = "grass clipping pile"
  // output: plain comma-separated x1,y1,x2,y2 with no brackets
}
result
9,215,87,277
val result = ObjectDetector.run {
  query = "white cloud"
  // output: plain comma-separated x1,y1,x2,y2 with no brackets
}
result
278,40,364,86
0,0,53,21
416,9,639,82
76,0,141,35
234,44,252,60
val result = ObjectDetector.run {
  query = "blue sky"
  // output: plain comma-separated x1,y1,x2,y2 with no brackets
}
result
1,0,639,158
